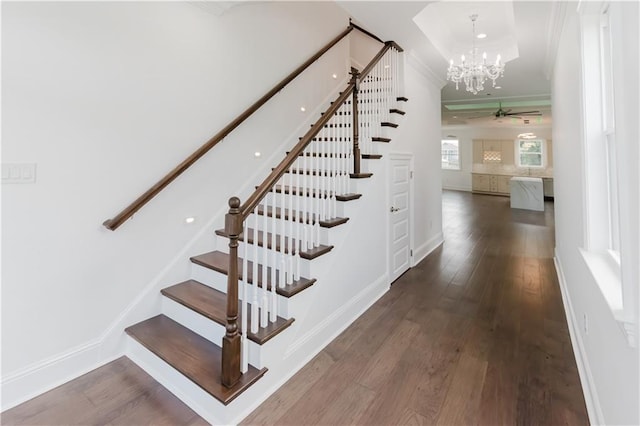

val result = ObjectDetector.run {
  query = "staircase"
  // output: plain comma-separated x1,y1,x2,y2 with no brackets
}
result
116,31,406,425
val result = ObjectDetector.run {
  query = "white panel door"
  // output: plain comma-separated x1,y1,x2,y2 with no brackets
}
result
389,156,412,283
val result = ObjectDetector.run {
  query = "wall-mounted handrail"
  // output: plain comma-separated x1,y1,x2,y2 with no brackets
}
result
102,21,395,231
221,41,400,387
103,27,358,231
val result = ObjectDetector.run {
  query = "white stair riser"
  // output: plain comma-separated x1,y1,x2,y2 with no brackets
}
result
190,263,294,317
160,297,264,368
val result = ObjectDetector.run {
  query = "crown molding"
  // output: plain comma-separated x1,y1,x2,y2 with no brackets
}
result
544,0,569,80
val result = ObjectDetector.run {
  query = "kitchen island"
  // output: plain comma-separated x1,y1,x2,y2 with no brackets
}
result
510,177,544,211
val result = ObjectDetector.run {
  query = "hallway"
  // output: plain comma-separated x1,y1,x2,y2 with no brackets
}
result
243,190,588,425
2,190,589,425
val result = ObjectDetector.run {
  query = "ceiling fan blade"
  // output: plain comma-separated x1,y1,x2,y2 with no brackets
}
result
466,115,492,119
505,110,541,115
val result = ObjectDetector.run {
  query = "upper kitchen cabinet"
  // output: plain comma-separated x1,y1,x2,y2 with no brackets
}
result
501,140,515,166
472,139,484,164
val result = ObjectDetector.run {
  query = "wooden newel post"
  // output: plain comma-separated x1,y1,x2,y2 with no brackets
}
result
350,67,361,175
222,196,242,388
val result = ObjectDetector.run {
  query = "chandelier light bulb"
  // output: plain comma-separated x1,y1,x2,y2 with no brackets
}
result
446,14,505,95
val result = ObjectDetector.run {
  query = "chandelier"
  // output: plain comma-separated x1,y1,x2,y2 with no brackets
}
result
447,14,505,95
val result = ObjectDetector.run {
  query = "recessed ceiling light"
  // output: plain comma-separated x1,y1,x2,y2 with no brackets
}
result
477,33,487,39
332,73,337,79
300,106,306,112
254,151,261,158
452,116,457,118
185,217,195,224
495,86,502,89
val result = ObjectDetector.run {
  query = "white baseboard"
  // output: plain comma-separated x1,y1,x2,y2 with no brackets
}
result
554,252,605,425
413,232,444,266
0,339,121,411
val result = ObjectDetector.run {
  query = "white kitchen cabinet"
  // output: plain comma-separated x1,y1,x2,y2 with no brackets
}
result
497,175,511,194
473,173,516,196
472,174,491,192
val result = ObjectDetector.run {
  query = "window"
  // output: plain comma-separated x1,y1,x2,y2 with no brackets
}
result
441,139,460,170
600,8,620,253
578,1,634,347
516,139,544,167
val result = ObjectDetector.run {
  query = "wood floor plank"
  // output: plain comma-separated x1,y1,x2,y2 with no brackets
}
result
314,382,376,425
355,319,420,391
1,357,200,426
435,352,488,426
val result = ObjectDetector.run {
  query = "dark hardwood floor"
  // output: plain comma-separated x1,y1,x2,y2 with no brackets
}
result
2,190,588,425
1,356,207,425
242,191,587,425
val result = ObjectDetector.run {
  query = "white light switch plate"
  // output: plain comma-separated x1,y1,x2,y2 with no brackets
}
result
1,163,37,184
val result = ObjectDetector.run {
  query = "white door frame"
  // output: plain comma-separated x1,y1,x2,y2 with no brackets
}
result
387,152,415,284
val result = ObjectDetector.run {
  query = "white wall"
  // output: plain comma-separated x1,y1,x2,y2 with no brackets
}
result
394,57,444,262
1,0,352,407
440,126,552,192
552,3,639,425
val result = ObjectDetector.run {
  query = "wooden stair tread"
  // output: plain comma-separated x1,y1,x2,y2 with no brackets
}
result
161,280,294,345
125,315,266,405
349,173,373,179
256,205,349,228
397,96,409,102
372,136,391,143
362,154,383,159
215,228,333,260
390,108,406,115
269,185,361,201
190,251,316,298
381,122,398,128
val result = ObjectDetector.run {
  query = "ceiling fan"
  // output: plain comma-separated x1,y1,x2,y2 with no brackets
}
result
467,103,542,120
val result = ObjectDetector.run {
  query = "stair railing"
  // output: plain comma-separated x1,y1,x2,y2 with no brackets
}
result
221,40,403,388
103,23,387,231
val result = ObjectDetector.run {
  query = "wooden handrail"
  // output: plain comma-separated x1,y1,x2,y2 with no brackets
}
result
238,42,394,221
103,26,354,231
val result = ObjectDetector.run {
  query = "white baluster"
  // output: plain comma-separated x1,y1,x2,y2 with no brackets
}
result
269,184,277,323
287,162,294,285
295,146,302,280
241,218,248,373
314,130,320,247
251,211,259,334
279,175,286,289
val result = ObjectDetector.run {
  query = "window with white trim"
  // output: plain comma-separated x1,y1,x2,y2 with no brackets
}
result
441,139,460,170
579,1,634,347
600,8,620,253
516,139,544,167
